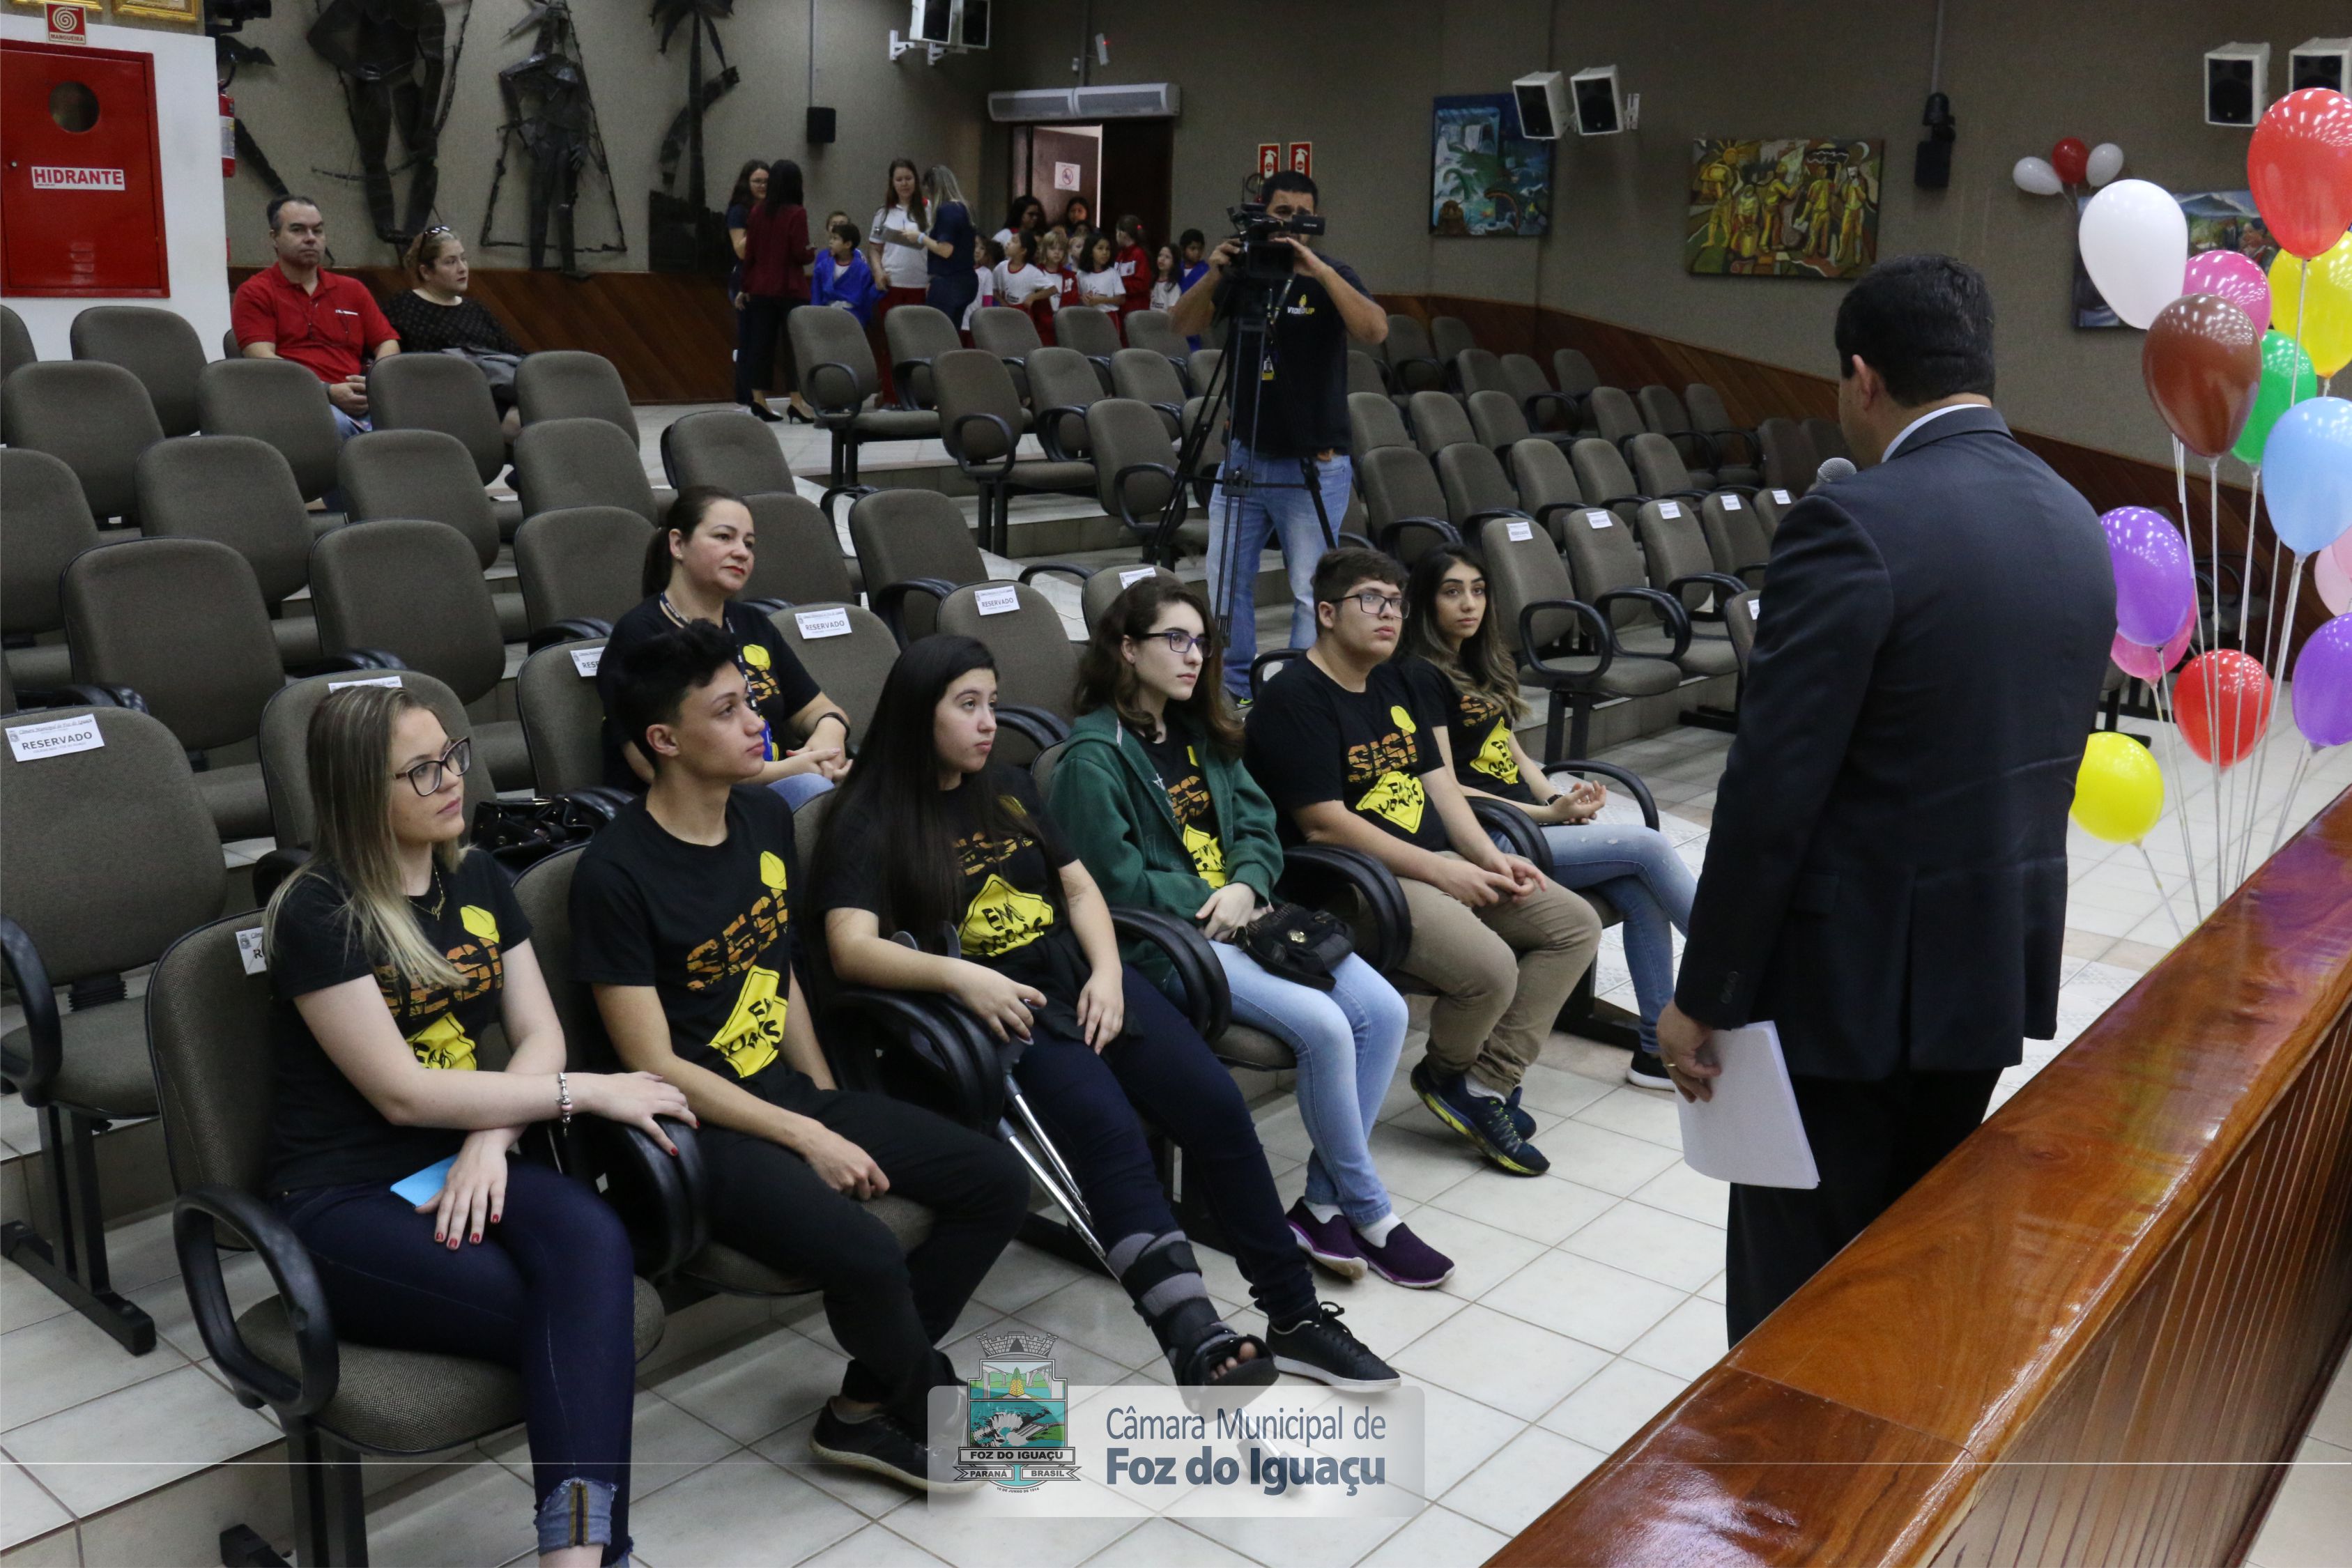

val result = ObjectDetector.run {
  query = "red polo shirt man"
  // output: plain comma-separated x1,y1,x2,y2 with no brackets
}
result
231,194,399,434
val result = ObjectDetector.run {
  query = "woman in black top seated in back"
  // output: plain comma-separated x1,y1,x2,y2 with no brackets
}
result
262,684,691,1566
381,228,528,435
810,635,1399,1392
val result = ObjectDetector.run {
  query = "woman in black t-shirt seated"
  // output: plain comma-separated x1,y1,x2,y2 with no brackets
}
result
597,486,852,804
811,635,1399,1392
262,685,692,1567
381,228,528,433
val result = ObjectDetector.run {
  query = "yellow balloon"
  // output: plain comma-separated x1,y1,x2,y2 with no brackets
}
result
2268,236,2352,378
2071,732,2165,845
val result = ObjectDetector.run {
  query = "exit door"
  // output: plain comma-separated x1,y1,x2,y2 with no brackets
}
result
1,40,170,296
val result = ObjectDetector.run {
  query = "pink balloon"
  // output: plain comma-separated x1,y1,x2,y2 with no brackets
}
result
2112,606,2193,680
2319,545,2352,615
2183,250,2272,335
2334,531,2352,575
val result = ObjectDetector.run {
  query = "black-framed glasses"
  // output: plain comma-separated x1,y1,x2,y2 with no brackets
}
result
396,738,471,797
1339,590,1405,619
1144,629,1207,656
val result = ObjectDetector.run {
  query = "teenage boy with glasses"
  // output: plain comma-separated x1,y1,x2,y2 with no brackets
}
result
1243,551,1601,1176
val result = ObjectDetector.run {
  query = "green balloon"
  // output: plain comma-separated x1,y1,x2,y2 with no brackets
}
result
2235,329,2316,466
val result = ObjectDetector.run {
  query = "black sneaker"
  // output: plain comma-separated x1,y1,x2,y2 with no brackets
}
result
1624,1050,1675,1091
1412,1061,1551,1176
1505,1084,1536,1136
810,1405,978,1493
1268,1304,1400,1390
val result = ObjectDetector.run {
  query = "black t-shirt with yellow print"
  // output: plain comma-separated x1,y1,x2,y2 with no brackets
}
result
266,852,531,1193
597,596,825,792
1138,723,1228,889
1404,657,1538,806
1244,654,1451,852
571,786,804,1096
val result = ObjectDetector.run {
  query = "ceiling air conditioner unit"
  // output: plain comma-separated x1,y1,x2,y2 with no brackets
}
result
990,88,1080,123
1073,83,1182,119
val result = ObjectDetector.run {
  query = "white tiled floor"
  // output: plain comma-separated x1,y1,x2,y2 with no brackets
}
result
4,408,2348,1564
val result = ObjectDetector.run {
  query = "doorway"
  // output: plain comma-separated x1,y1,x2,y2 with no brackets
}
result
1009,119,1174,255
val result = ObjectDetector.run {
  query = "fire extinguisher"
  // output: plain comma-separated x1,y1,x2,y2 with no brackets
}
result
220,92,236,178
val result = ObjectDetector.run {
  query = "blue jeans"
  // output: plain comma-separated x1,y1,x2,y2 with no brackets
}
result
1206,945,1408,1229
1538,822,1696,1054
1206,442,1355,695
769,771,835,811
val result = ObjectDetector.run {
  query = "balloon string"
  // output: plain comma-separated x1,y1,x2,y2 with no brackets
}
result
2263,742,2316,861
2238,558,2302,885
2178,438,2224,908
2293,263,2308,406
2135,841,2185,944
2149,676,2206,923
2238,464,2260,650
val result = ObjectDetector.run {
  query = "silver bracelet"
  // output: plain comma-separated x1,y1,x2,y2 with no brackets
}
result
556,1071,574,1126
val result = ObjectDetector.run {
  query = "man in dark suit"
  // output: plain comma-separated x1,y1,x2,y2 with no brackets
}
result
1657,255,2114,1343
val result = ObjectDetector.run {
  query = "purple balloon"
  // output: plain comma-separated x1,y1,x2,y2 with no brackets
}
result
2291,612,2352,748
2102,505,2196,647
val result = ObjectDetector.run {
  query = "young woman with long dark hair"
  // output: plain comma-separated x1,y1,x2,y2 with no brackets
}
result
737,157,813,422
596,486,850,806
1050,581,1451,1286
812,636,1400,1389
263,685,692,1565
1399,544,1696,1089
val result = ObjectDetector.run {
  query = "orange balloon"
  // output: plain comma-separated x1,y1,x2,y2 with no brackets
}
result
2142,294,2261,458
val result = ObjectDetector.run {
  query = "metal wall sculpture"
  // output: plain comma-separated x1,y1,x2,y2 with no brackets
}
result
647,0,740,273
482,0,624,275
305,0,465,247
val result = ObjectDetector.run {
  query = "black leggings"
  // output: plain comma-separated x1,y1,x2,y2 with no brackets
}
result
700,1082,1030,1427
1010,967,1318,1326
278,1160,638,1565
737,294,801,403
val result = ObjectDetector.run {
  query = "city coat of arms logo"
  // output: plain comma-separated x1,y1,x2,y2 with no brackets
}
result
958,1331,1079,1490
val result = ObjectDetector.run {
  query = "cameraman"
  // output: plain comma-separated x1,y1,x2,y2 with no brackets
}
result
1168,171,1388,698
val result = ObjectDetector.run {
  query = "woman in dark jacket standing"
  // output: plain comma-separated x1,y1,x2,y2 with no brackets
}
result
737,157,814,423
915,164,978,335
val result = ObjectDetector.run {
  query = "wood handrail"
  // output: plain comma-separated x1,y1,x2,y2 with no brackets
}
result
1494,785,2352,1567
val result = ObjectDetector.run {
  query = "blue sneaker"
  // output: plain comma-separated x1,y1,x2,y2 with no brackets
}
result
1505,1085,1535,1137
1411,1061,1550,1176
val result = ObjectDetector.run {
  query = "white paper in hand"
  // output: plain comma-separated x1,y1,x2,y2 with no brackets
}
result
1674,1022,1818,1188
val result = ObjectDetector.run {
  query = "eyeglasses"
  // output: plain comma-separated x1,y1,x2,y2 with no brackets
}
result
395,738,472,797
1336,590,1405,619
1143,629,1207,656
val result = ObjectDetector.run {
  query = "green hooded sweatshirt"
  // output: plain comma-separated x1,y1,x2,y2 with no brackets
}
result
1047,707,1287,981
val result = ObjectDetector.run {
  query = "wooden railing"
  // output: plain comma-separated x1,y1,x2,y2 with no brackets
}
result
1493,787,2352,1567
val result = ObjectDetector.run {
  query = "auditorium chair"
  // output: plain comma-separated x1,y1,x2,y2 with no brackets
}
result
1569,437,1656,529
1749,482,1797,536
1478,513,1684,761
1,449,102,693
1187,348,1223,398
1123,309,1187,370
1804,415,1851,467
70,305,208,437
514,506,652,645
1346,349,1390,400
2,703,226,1356
787,305,940,506
1079,564,1183,632
1,302,33,379
1356,445,1466,563
1383,315,1446,395
768,601,896,750
1637,498,1748,654
932,349,1096,557
307,519,533,790
62,539,296,841
367,352,514,527
1683,383,1764,486
1453,346,1507,398
1506,436,1593,545
515,638,608,797
659,407,792,495
1700,492,1772,586
1436,443,1538,539
1179,393,1227,501
1502,353,1583,436
847,486,1091,644
1723,585,1761,676
339,429,527,642
1468,388,1551,461
1630,385,1715,486
134,434,324,665
2,361,164,528
934,581,1081,763
741,489,862,604
1559,498,1730,695
1024,346,1109,464
198,358,345,514
1348,391,1415,460
1756,417,1820,493
1051,305,1123,387
882,303,962,410
516,348,638,442
514,415,659,525
152,900,678,1568
1583,386,1649,459
1429,314,1475,365
259,670,495,861
1406,389,1477,459
969,305,1045,402
1109,347,1190,438
1627,431,1720,507
1552,348,1601,408
1085,397,1208,559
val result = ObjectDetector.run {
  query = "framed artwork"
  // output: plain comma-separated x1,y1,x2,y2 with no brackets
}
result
1686,138,1882,279
113,0,201,20
2073,189,2272,328
1430,94,1552,238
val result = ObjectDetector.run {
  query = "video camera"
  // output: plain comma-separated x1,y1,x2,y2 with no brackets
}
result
1227,201,1327,286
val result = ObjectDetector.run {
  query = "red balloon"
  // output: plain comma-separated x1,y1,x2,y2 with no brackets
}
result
2247,88,2352,259
2142,294,2262,458
2174,650,2273,768
2051,137,2090,186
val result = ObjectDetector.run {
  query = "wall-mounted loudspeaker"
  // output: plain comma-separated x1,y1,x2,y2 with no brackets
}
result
2290,38,2351,94
1569,66,1627,136
1512,72,1567,141
2205,42,2270,128
807,107,837,145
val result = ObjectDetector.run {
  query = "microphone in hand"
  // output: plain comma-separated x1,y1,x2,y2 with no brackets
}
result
1808,456,1857,494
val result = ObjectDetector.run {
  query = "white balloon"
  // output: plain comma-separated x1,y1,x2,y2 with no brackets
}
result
2086,141,2125,187
2078,178,2189,328
2012,155,2063,197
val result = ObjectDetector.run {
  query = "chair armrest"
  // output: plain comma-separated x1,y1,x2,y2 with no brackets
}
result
1666,571,1753,620
1018,562,1098,588
1110,461,1181,533
1375,516,1460,557
1735,562,1768,587
174,1184,337,1418
1660,489,1712,504
994,704,1070,751
871,578,961,645
1165,358,1195,395
1715,483,1762,500
251,845,314,908
824,987,1008,1129
552,786,633,827
1541,760,1660,829
1277,845,1411,975
1523,390,1580,430
1594,587,1693,659
891,357,934,410
1469,798,1552,877
1108,907,1230,1042
1531,500,1588,537
571,1116,707,1280
1336,530,1377,553
946,412,1020,482
1392,355,1445,391
1463,507,1532,530
0,917,61,1105
525,618,613,655
1250,648,1307,700
804,360,866,424
1518,597,1615,684
1033,405,1090,463
341,647,410,670
1086,355,1116,387
11,681,147,714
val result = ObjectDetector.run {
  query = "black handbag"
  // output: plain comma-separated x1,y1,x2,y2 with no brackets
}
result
470,797,610,870
1235,902,1355,992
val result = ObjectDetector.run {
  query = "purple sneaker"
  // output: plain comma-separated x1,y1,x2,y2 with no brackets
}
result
1354,1222,1455,1289
1286,1201,1367,1280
